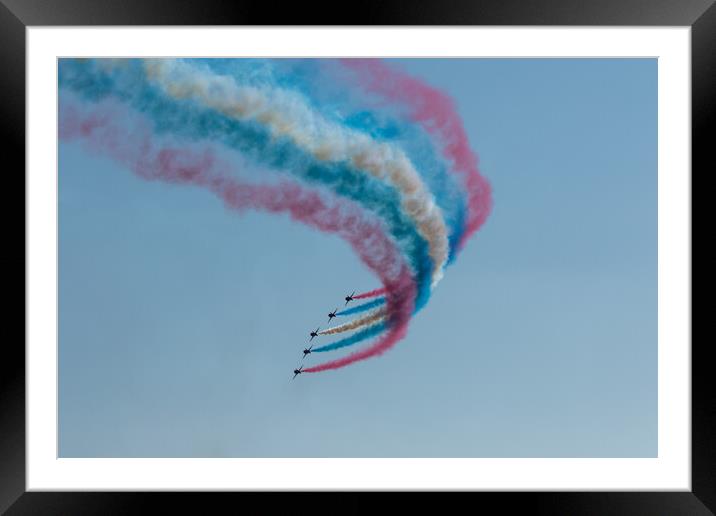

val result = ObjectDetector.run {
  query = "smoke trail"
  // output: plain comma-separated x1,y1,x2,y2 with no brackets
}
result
270,58,469,259
318,308,385,335
338,297,385,316
311,322,386,353
303,270,416,373
58,58,435,314
312,51,503,340
144,58,450,286
59,58,494,373
60,95,416,371
354,287,387,299
337,58,493,253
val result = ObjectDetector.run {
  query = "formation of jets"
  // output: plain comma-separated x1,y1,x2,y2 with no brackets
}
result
292,290,356,379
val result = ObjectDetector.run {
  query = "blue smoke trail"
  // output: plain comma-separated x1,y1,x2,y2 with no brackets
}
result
337,297,386,316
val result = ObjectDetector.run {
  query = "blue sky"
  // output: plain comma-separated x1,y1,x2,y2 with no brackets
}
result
58,58,657,457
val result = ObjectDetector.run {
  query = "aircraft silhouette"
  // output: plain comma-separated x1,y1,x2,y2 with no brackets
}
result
327,308,338,323
344,291,356,305
302,345,313,359
293,366,303,379
309,327,320,341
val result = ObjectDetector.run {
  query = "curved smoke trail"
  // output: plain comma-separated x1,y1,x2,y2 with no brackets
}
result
59,94,415,371
241,58,469,261
306,59,497,351
59,58,493,373
143,59,449,288
308,58,498,342
59,58,435,337
337,58,493,253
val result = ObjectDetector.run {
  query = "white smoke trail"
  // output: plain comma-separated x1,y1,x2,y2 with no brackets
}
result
318,308,386,335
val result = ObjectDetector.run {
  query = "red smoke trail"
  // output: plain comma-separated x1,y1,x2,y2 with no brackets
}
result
337,59,493,251
60,96,417,372
354,287,387,300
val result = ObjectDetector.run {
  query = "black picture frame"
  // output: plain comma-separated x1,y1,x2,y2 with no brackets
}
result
3,1,711,514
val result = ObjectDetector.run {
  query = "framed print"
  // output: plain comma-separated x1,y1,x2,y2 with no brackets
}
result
4,0,712,514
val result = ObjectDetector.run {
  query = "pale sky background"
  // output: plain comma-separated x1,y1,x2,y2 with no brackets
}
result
59,58,657,457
